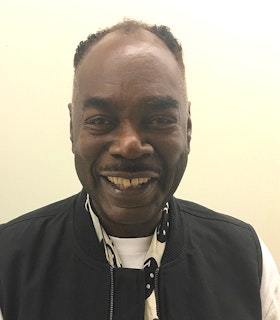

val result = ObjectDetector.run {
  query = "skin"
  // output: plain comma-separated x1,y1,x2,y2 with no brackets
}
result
69,29,192,237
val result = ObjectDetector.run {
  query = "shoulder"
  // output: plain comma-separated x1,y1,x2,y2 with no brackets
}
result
0,193,79,247
0,193,83,298
172,197,262,278
174,197,256,231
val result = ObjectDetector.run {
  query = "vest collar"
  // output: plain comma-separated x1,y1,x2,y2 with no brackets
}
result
73,189,187,266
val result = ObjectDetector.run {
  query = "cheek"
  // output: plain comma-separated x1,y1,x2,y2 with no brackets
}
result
73,132,101,160
73,137,101,191
157,133,188,163
156,133,188,182
73,134,111,189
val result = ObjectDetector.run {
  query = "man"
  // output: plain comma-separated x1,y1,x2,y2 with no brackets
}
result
0,19,279,319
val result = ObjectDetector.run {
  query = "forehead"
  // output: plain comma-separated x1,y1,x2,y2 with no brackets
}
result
74,30,185,103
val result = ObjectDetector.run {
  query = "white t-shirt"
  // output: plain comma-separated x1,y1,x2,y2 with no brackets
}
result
259,240,280,319
0,239,279,319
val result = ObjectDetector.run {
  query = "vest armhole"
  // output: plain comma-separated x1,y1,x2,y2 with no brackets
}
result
248,224,263,285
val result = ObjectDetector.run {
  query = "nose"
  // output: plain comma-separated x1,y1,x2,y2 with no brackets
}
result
109,125,153,160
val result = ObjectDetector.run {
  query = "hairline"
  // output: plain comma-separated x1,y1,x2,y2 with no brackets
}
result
73,19,185,75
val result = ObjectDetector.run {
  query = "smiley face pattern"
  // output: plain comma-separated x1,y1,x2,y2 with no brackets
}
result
85,194,170,319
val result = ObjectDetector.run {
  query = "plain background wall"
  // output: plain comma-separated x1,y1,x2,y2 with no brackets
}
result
1,0,279,268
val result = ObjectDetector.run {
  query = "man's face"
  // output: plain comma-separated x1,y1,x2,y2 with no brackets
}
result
70,30,191,237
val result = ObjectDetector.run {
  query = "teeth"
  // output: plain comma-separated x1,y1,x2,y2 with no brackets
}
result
107,176,151,189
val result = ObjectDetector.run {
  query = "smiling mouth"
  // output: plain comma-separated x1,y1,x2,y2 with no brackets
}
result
106,176,152,190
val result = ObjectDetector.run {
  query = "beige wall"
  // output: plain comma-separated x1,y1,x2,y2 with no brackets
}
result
1,0,279,268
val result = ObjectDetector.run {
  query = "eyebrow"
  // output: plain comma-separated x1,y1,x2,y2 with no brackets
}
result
83,97,112,110
142,96,179,110
83,95,179,110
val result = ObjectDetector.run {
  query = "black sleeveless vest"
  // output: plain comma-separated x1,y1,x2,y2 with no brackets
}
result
0,191,262,319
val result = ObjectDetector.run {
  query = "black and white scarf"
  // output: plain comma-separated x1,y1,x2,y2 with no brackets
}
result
85,194,169,320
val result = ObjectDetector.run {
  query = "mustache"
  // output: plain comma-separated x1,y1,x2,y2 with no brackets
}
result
100,163,160,174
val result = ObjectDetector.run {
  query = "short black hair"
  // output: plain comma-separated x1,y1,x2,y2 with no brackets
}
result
73,19,184,73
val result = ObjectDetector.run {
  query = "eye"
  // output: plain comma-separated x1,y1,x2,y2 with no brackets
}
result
148,116,177,128
84,115,114,133
85,116,111,125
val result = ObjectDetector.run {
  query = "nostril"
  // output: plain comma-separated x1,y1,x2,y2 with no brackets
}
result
109,137,153,160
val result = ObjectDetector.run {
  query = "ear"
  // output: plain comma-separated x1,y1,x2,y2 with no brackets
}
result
187,101,192,153
68,103,73,144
